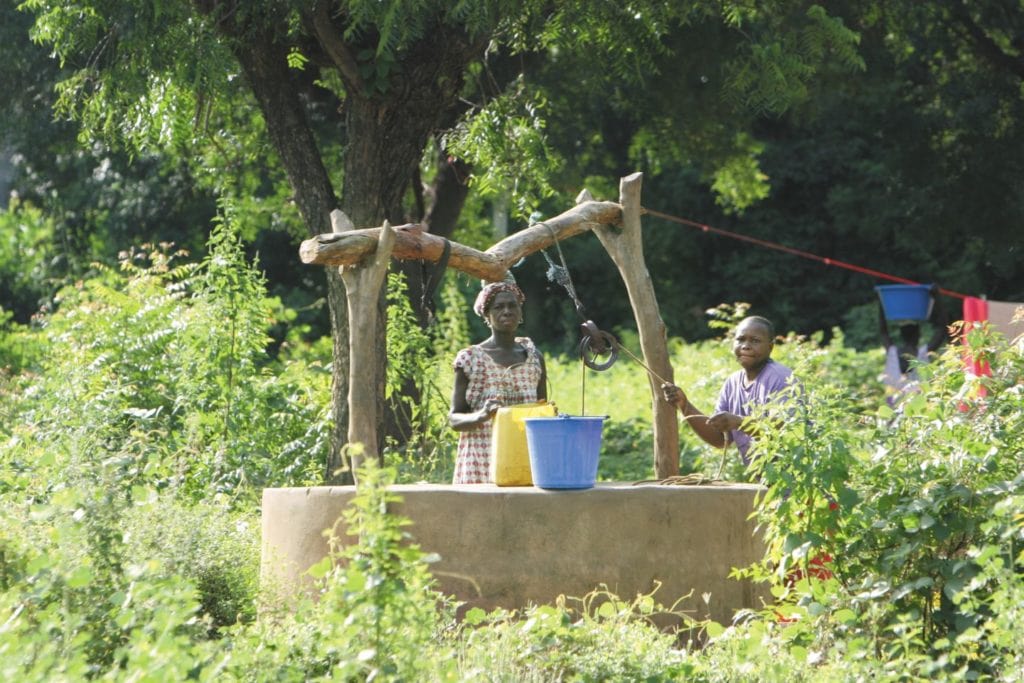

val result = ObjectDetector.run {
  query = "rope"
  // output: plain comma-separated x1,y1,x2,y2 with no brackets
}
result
580,353,586,416
632,430,732,486
632,474,733,486
539,222,588,318
641,206,971,301
614,342,670,386
420,237,451,322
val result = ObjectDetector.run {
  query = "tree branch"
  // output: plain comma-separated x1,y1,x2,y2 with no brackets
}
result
308,1,366,95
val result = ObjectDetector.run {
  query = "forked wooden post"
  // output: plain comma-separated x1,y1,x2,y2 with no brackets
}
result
332,209,396,478
590,173,679,478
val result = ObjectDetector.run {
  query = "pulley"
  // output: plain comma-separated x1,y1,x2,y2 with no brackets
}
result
578,320,619,371
537,222,619,372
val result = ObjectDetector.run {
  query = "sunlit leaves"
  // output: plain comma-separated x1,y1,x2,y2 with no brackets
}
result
710,135,770,213
722,5,863,116
444,82,562,220
737,331,1024,678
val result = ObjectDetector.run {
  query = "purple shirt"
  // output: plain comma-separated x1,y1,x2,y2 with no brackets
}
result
715,359,794,461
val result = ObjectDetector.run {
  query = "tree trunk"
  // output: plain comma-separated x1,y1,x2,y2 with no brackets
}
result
336,28,483,470
204,4,489,483
220,17,353,483
324,268,351,482
382,154,471,447
339,96,421,467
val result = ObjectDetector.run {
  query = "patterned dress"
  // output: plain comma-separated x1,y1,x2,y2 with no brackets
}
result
453,338,544,484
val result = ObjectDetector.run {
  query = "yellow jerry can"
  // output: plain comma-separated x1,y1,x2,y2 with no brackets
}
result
490,402,557,486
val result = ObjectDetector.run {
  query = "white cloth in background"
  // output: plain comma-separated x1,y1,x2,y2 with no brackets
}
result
884,344,929,391
986,300,1024,347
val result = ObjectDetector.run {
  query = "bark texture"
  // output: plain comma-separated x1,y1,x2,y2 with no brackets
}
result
592,174,679,478
299,200,624,280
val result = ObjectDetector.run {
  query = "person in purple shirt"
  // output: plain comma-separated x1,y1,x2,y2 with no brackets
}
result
660,316,795,464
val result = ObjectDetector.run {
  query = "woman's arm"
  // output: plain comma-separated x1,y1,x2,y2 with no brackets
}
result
449,367,499,431
536,352,548,402
878,298,893,349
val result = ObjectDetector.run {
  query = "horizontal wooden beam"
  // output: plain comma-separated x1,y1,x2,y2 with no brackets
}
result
299,200,623,281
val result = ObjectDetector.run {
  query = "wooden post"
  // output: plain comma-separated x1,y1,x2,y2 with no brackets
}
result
591,173,679,478
333,210,396,479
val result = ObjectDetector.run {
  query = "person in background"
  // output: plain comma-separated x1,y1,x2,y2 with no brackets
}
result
879,283,947,405
660,316,796,465
449,279,547,484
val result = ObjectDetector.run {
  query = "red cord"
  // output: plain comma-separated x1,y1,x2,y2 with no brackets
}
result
642,207,970,301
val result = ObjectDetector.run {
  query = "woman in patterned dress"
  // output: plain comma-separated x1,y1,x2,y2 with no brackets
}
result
449,280,547,484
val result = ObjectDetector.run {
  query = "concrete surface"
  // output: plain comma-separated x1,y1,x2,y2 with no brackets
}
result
261,482,768,627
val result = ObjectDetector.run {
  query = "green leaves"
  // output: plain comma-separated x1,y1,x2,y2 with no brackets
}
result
722,3,864,116
2,204,329,505
732,333,1024,678
444,81,562,220
710,134,770,213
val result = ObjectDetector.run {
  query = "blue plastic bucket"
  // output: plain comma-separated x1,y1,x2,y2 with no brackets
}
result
524,415,605,489
875,284,933,322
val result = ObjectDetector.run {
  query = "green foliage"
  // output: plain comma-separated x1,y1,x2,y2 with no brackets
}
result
22,0,235,153
711,328,1024,680
597,418,656,481
457,588,698,680
709,134,770,213
444,79,563,220
123,498,261,636
0,201,53,373
432,272,473,360
5,2,1024,677
218,462,459,681
382,272,458,483
322,463,451,679
723,4,864,116
0,199,55,325
3,210,328,505
0,470,217,680
3,244,1024,679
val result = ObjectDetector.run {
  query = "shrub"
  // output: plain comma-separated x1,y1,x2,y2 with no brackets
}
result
0,200,55,327
219,463,459,680
382,272,459,484
123,497,261,636
4,210,328,504
719,326,1024,680
456,589,699,681
0,470,213,680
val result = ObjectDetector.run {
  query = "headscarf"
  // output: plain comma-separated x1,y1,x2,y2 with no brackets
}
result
473,280,526,318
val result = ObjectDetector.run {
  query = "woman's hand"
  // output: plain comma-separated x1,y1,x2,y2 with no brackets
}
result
477,397,501,423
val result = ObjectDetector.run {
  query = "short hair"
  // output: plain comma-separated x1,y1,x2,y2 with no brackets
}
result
738,316,775,339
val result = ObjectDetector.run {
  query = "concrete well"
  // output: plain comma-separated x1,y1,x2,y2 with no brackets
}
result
261,482,768,627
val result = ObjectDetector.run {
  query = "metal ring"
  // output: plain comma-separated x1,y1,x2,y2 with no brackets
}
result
579,330,619,371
